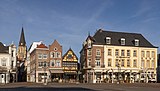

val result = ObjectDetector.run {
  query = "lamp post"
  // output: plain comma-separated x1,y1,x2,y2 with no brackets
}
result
111,69,113,83
117,57,122,84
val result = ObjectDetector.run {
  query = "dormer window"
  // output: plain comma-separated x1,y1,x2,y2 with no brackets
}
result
121,38,125,45
135,39,139,46
106,37,111,44
88,39,92,48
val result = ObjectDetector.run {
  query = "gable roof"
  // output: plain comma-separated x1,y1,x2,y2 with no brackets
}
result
51,40,61,47
37,43,48,48
62,48,78,60
0,42,9,53
28,41,42,53
92,29,156,48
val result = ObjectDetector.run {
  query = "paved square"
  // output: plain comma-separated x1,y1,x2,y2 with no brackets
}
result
1,82,160,91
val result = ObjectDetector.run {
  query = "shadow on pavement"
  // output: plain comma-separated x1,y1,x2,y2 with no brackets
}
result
0,87,96,91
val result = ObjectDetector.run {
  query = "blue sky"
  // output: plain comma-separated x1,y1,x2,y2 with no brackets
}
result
0,0,160,57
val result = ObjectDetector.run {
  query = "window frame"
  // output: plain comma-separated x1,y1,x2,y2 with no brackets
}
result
106,37,111,44
133,50,137,57
121,50,125,56
133,60,137,67
127,50,130,56
108,49,112,56
96,49,101,56
115,49,119,56
108,59,112,67
121,38,125,45
135,39,139,46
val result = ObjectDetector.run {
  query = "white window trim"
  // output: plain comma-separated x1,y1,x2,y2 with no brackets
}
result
96,49,101,56
135,39,139,46
106,37,111,44
121,38,125,45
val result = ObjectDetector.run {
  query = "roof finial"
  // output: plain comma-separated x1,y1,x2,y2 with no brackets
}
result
88,31,90,36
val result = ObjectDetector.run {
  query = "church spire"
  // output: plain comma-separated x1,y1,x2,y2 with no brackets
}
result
19,27,26,46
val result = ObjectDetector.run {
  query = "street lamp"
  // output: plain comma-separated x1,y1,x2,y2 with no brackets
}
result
111,69,114,83
117,58,121,84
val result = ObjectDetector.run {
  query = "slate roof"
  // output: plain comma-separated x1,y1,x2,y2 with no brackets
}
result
92,29,156,48
37,43,48,48
0,42,9,53
19,27,26,46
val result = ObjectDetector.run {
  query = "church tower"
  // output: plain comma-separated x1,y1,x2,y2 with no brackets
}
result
17,27,27,82
17,27,27,62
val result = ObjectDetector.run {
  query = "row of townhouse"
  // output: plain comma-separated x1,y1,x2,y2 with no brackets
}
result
27,40,78,83
80,29,158,83
0,27,159,84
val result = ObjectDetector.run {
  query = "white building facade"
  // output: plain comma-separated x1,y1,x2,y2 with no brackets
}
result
0,42,17,83
80,29,157,83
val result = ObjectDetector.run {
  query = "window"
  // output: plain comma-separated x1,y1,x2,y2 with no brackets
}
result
38,54,42,59
108,49,112,56
11,60,14,68
121,50,125,56
88,58,91,66
141,51,145,57
11,50,14,57
127,59,130,67
43,61,47,67
127,50,130,56
1,59,6,66
146,60,150,68
152,60,154,68
51,60,54,66
151,51,155,58
51,52,55,58
96,49,101,56
135,39,139,46
88,40,92,48
56,52,61,58
96,58,100,67
108,59,112,67
67,54,73,59
88,49,91,56
51,52,61,58
141,60,145,68
133,50,137,57
121,38,125,45
121,59,124,67
43,54,47,59
133,60,137,67
115,49,119,56
54,47,57,51
115,59,119,67
146,51,150,57
55,60,61,67
106,37,111,44
38,62,43,67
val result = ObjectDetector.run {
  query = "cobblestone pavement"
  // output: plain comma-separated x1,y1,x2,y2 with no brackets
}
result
0,82,160,91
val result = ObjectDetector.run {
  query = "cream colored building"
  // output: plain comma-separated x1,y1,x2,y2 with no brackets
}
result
80,29,157,83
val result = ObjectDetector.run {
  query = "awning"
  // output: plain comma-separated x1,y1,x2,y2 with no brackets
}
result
64,72,77,75
49,69,64,73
